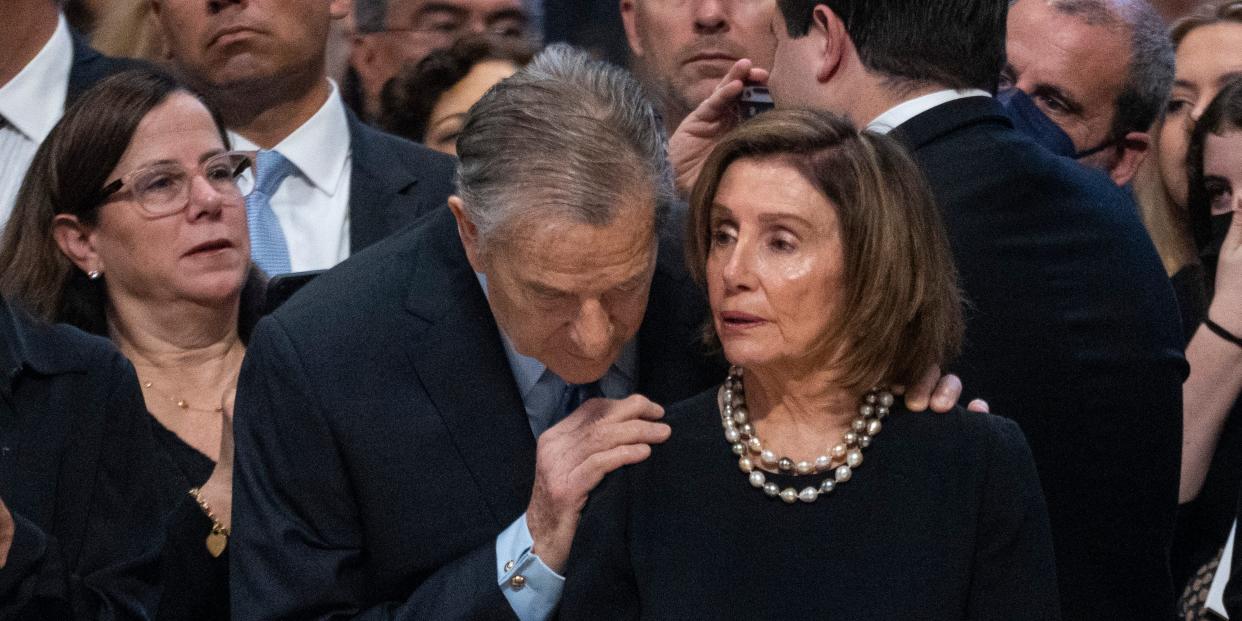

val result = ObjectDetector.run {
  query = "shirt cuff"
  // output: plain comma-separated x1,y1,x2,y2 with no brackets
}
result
495,512,564,621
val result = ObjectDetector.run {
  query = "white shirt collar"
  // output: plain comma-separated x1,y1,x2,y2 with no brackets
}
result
0,13,73,142
866,88,992,135
228,81,351,196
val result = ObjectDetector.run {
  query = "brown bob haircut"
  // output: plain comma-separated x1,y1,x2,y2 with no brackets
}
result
687,109,964,395
1171,0,1242,45
0,69,265,339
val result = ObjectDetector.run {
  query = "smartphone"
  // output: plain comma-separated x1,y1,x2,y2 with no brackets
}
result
263,270,324,315
738,85,774,119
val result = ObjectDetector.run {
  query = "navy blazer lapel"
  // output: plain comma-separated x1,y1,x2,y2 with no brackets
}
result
402,212,537,525
888,96,1012,153
347,112,421,252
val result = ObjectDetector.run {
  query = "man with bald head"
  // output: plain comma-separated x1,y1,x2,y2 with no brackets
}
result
1004,0,1174,186
621,0,777,132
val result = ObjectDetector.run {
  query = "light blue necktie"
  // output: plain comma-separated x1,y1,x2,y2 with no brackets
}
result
245,150,296,276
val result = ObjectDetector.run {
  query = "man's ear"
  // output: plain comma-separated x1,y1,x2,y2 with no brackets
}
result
620,0,644,58
1109,131,1151,187
810,5,848,85
51,214,102,276
448,196,486,273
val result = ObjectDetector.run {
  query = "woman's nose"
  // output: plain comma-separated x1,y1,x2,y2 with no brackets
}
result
185,175,226,220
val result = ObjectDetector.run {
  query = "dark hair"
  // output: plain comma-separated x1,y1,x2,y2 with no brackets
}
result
0,68,266,341
378,34,536,143
687,110,964,394
775,0,1008,93
1187,75,1242,252
1171,0,1242,46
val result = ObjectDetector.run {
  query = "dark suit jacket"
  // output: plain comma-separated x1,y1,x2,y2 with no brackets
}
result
345,111,457,255
66,33,146,108
891,97,1187,619
230,207,723,619
0,297,170,620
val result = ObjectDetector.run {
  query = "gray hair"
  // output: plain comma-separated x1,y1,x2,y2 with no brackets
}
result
355,0,390,34
1050,0,1175,136
455,43,673,253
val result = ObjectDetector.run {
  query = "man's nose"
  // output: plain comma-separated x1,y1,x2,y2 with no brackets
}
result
693,0,729,34
569,298,614,360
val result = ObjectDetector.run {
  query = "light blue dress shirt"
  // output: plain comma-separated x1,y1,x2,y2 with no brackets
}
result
477,274,637,621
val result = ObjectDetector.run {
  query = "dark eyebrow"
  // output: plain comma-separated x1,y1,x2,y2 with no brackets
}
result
1031,83,1084,115
1217,71,1242,87
486,8,528,25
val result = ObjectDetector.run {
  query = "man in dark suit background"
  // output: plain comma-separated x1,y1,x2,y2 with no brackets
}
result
152,0,456,276
669,1,1188,617
0,0,143,230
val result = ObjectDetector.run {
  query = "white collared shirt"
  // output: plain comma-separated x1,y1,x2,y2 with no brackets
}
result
229,82,353,272
866,88,992,135
0,14,73,228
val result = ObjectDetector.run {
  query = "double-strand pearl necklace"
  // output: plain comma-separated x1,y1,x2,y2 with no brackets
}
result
719,366,893,504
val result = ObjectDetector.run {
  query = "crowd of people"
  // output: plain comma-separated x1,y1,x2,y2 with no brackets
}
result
0,0,1240,619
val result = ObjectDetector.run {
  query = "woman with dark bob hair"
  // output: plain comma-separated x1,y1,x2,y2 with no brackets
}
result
0,68,256,619
559,110,1059,619
378,34,535,155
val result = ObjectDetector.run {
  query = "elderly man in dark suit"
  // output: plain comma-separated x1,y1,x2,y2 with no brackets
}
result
230,44,969,620
669,1,1188,618
0,0,142,230
152,0,455,276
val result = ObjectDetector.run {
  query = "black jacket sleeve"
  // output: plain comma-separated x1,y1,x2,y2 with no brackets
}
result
0,355,167,620
229,316,515,621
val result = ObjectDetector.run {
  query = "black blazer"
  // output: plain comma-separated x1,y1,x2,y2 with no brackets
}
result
891,97,1187,619
229,207,723,619
345,111,457,255
66,33,146,107
0,297,172,619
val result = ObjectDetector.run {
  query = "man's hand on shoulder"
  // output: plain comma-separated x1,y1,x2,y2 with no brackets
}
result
0,496,13,568
900,366,990,414
526,395,669,573
670,59,769,196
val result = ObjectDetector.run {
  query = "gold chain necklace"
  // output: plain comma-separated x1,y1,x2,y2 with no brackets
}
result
139,378,229,414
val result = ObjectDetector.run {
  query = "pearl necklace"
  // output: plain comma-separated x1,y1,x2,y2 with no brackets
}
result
719,366,893,504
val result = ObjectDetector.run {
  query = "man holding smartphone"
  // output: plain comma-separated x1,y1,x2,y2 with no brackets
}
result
620,0,777,132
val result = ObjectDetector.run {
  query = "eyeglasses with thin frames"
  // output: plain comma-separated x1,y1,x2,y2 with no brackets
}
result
96,151,255,218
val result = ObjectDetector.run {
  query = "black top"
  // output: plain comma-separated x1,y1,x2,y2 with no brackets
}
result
890,97,1187,619
560,387,1060,620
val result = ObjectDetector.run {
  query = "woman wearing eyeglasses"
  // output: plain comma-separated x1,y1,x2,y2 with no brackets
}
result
0,69,256,620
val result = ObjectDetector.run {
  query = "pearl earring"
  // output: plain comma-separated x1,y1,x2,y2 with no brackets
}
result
88,270,102,280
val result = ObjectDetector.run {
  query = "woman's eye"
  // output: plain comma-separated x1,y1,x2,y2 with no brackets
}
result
710,228,735,247
1166,99,1191,115
206,164,233,181
769,236,797,252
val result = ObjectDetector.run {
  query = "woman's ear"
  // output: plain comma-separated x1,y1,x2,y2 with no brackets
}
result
52,214,102,276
